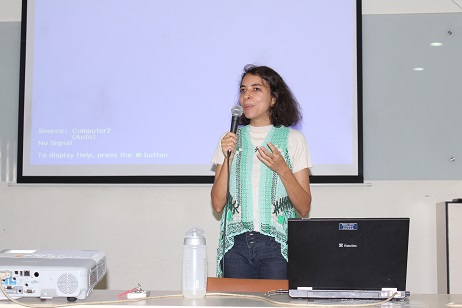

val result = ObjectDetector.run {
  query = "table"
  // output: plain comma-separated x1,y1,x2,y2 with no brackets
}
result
1,290,461,308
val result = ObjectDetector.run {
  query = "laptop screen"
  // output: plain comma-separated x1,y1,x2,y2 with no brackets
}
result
288,218,410,292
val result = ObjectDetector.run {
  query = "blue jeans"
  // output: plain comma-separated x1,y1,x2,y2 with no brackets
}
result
222,232,287,279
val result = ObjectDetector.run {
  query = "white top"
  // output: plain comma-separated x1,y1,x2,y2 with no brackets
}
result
211,125,312,232
211,125,312,172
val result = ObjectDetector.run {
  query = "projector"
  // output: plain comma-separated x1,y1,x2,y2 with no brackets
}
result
0,249,106,301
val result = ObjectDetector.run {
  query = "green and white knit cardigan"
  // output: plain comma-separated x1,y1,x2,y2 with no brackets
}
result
216,125,295,277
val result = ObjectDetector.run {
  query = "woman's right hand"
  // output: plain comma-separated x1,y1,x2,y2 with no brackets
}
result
221,132,237,159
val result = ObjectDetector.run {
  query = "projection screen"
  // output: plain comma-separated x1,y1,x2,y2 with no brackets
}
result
17,0,363,184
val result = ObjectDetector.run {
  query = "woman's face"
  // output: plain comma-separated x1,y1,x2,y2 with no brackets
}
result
239,73,275,127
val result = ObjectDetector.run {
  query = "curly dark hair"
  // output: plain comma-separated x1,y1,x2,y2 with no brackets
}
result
238,64,302,127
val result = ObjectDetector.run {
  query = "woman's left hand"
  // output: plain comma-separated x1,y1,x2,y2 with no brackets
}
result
258,142,311,217
256,142,290,175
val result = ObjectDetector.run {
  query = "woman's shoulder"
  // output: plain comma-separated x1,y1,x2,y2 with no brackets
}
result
287,127,307,141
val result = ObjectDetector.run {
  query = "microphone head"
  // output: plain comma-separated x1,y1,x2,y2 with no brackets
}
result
231,105,243,117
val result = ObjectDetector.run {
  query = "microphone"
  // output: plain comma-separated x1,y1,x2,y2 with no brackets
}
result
228,105,243,158
230,105,243,134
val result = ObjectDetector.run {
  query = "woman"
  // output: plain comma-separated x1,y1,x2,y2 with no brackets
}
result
211,64,312,279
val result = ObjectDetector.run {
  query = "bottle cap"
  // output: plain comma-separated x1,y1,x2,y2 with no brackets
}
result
184,227,206,245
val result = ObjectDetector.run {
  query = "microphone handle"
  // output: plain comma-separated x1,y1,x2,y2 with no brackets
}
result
230,115,239,134
228,116,240,157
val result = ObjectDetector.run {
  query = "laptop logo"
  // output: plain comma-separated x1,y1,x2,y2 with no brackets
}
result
339,223,358,230
339,243,358,248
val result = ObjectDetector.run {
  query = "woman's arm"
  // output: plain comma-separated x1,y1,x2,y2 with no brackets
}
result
210,132,237,213
211,163,228,213
280,167,311,216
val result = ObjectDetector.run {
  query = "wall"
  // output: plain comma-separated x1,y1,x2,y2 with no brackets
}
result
1,0,462,294
1,181,461,293
363,13,462,179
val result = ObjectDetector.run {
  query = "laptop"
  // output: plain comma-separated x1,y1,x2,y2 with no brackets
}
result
288,218,410,299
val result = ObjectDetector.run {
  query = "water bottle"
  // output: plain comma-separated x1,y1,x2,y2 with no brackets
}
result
182,227,207,298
